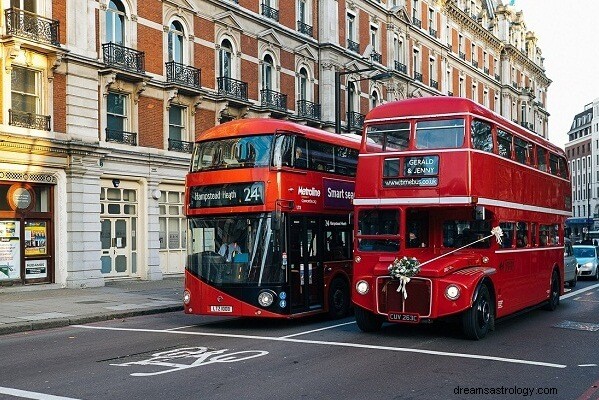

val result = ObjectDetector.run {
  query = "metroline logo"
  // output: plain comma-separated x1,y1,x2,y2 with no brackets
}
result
298,186,321,197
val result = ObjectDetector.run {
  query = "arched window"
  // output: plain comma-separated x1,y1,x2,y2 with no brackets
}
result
262,54,274,90
11,0,36,12
219,39,233,78
106,0,126,45
168,21,185,63
298,67,308,101
371,91,379,109
348,81,357,114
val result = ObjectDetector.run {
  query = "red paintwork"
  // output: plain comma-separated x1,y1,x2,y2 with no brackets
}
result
353,97,571,323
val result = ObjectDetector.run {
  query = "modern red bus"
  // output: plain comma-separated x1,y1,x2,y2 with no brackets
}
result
352,97,571,339
183,119,360,319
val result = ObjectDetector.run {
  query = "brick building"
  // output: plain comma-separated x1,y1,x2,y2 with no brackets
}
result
0,0,550,288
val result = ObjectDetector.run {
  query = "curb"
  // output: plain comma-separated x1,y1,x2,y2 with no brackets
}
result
0,305,184,336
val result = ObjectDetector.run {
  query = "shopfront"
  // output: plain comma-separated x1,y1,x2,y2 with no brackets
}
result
0,180,54,285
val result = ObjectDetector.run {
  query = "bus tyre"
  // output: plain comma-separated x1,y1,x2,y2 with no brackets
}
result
328,278,350,319
461,283,493,340
543,269,560,311
355,306,383,332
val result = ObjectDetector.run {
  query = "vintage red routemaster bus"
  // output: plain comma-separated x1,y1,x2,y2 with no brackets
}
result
184,119,360,319
352,97,571,339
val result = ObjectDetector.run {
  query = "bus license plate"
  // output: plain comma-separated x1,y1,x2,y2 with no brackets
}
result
388,312,419,323
210,305,233,313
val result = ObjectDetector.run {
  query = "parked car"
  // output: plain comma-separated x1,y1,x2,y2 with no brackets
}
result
564,239,579,287
572,244,599,280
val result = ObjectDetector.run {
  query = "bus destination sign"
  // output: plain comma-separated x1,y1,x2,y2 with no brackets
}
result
189,182,264,208
403,155,439,176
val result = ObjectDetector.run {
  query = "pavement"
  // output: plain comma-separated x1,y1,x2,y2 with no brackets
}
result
0,275,184,336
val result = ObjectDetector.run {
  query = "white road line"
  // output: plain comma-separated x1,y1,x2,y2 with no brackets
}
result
0,386,81,400
165,325,197,331
578,364,598,367
279,321,356,338
560,283,599,300
72,325,566,369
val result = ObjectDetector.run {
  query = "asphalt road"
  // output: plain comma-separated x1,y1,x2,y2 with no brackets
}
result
1,281,598,400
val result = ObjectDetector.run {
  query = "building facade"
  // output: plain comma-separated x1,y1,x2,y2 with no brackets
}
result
565,99,598,238
0,0,551,289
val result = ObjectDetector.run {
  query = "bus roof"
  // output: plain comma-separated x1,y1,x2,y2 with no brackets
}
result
365,97,564,156
197,118,362,148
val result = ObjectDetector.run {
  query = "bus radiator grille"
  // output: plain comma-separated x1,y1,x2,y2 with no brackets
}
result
377,278,431,316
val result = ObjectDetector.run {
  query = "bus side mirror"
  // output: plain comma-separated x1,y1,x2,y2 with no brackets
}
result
272,211,281,231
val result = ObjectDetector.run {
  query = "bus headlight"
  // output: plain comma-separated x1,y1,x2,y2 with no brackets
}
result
258,290,275,307
445,284,461,300
355,280,370,295
183,290,191,305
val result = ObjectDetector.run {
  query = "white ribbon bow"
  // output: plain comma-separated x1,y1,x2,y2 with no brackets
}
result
396,275,411,299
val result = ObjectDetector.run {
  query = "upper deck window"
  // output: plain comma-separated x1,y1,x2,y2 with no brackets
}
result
191,135,272,172
514,137,530,164
365,123,409,152
471,120,493,152
415,119,464,149
497,129,513,158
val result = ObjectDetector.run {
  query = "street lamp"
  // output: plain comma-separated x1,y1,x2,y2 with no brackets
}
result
334,67,391,134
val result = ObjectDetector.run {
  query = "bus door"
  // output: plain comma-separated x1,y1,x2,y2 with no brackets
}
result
288,216,323,313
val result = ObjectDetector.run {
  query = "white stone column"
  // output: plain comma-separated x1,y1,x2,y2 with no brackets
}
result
145,179,163,281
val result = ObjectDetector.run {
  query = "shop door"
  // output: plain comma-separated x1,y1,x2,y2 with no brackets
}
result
101,218,131,277
288,216,323,313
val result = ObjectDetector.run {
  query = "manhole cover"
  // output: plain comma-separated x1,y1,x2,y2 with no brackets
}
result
554,320,599,332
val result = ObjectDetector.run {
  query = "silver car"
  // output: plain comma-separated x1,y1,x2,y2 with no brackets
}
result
572,244,599,280
564,239,578,287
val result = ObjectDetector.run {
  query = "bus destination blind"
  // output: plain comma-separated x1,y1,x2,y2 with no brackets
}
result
189,182,264,208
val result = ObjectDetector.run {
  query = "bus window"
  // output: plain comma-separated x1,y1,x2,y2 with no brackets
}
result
365,123,410,151
443,220,490,248
516,222,528,248
530,223,537,246
536,146,548,172
514,137,530,165
539,224,556,246
549,153,561,177
470,120,493,152
191,136,273,171
294,136,308,169
357,209,400,252
497,129,512,159
406,209,429,248
310,140,335,172
557,155,569,179
499,222,514,248
383,158,400,177
335,146,358,176
325,230,350,261
415,119,465,149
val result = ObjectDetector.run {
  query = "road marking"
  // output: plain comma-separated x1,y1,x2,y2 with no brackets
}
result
560,283,599,300
165,325,197,331
0,386,81,400
73,325,566,369
578,364,598,367
279,321,356,338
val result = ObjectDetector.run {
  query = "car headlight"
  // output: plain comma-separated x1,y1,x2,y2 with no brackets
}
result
355,280,370,295
257,290,275,307
583,262,594,268
445,284,461,300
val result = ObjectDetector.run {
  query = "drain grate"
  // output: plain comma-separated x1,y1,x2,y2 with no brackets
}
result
554,320,599,332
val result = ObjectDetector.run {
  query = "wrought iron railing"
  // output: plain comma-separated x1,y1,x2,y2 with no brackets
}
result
430,79,439,89
297,20,313,37
512,82,519,89
347,39,360,53
8,109,51,131
472,60,479,68
5,8,60,46
165,61,201,89
297,100,321,120
106,128,137,146
459,51,466,60
347,111,365,131
371,51,382,64
520,122,534,131
261,89,287,112
102,42,145,74
168,138,193,153
495,73,500,81
414,71,423,82
429,27,437,37
217,77,248,101
261,3,279,21
394,61,407,74
484,67,489,74
412,17,422,28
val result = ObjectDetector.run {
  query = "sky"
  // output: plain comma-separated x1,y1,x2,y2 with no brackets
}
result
513,0,599,149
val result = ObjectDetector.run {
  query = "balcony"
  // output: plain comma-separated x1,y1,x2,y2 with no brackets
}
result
8,109,51,131
347,39,359,53
347,111,365,131
5,8,60,47
168,138,193,153
297,100,321,120
261,3,279,21
484,67,489,74
102,42,145,75
106,128,137,146
430,79,439,90
371,51,382,64
520,122,534,131
394,61,407,74
459,52,466,60
414,71,423,82
261,89,287,113
217,77,248,102
412,17,422,28
297,20,313,37
495,73,500,81
429,27,437,38
472,60,479,68
165,61,201,94
512,82,519,89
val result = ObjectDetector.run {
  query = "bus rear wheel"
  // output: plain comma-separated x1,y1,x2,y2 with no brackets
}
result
461,283,493,340
355,306,383,332
543,269,560,311
328,278,350,319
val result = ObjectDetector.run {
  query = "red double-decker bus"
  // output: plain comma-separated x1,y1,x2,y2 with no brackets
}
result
184,119,359,319
352,97,571,339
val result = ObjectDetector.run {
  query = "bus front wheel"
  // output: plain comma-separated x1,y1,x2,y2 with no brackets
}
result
543,269,560,311
461,283,493,340
328,278,350,319
355,306,383,332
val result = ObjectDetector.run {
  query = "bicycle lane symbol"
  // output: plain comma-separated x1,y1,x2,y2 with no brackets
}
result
110,347,269,377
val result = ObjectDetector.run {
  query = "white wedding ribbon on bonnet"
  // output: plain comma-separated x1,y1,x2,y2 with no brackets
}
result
396,275,411,299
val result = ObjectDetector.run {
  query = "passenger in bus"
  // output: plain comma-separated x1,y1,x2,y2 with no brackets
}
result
407,232,421,248
294,146,307,168
219,240,241,262
516,232,527,248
